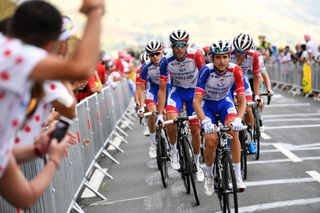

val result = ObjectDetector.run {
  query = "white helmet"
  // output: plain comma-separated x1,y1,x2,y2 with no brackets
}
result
233,33,253,52
139,52,149,63
169,29,189,44
209,40,231,55
145,40,162,53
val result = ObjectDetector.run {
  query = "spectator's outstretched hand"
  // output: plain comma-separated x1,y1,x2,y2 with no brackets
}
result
48,135,70,167
80,0,106,15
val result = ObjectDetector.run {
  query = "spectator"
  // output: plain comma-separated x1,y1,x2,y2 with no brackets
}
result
291,44,303,64
0,0,104,208
300,44,308,64
75,70,102,102
315,45,320,65
96,51,107,85
304,34,317,63
280,45,291,63
113,50,126,75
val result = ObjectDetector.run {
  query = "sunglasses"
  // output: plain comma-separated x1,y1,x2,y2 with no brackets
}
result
235,49,247,55
149,52,161,57
172,42,188,48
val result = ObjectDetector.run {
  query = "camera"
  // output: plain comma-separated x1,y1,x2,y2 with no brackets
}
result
50,116,73,142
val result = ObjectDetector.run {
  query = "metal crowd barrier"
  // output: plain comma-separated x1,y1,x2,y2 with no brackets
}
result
267,62,320,98
0,80,137,213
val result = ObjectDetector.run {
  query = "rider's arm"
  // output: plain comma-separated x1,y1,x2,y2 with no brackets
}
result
194,50,206,71
193,66,209,122
261,72,271,92
253,52,261,96
138,64,148,108
157,59,168,115
234,66,246,118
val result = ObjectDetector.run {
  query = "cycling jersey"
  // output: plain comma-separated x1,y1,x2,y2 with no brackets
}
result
140,58,170,106
230,49,260,79
159,48,205,89
195,63,245,101
140,58,166,86
160,48,205,124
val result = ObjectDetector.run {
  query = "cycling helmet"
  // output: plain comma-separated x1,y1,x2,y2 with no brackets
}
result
233,33,253,52
169,29,189,44
209,40,231,55
59,16,76,41
145,40,162,53
139,52,149,63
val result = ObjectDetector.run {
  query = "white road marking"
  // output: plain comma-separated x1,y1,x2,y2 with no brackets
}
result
89,196,148,206
267,103,310,108
264,118,320,123
245,177,315,187
261,132,271,140
306,170,320,183
81,169,108,198
264,112,320,118
228,197,320,213
265,124,320,130
248,156,320,165
261,146,320,153
272,144,302,162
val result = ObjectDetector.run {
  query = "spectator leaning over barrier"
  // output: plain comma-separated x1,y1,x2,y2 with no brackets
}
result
76,70,103,102
96,50,107,85
0,0,105,209
291,44,303,64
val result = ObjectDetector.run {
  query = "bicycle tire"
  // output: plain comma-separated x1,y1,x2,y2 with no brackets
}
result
178,140,190,193
253,109,261,160
184,138,200,205
222,154,238,213
156,129,162,170
239,130,247,180
159,129,168,188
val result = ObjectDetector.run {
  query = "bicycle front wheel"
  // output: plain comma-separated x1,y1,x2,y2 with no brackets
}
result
253,109,261,160
222,154,238,213
183,138,200,206
239,130,247,180
159,129,168,188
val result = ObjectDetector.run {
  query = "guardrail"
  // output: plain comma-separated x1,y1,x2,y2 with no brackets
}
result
267,62,320,99
0,80,136,213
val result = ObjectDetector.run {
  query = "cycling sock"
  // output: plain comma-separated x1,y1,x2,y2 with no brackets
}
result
205,165,214,177
233,163,241,177
194,154,200,165
149,133,156,146
170,143,178,153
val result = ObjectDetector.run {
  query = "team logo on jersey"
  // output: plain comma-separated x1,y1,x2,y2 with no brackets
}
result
217,78,225,87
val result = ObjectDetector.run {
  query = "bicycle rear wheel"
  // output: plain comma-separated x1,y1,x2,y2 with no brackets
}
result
222,154,238,213
183,138,200,205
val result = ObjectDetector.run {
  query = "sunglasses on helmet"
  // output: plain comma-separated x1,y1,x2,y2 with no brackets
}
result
172,42,188,49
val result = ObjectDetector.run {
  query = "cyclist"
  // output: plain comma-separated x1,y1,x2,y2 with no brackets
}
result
253,44,273,131
157,29,205,182
230,33,260,154
135,52,150,136
193,40,246,196
138,41,167,158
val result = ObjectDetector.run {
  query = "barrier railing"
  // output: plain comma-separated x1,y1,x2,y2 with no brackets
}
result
0,80,136,213
267,62,320,98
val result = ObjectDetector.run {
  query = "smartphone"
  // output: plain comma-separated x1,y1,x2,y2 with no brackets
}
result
50,116,73,142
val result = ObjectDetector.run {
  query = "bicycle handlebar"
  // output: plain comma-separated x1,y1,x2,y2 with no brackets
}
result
259,93,272,105
163,114,198,125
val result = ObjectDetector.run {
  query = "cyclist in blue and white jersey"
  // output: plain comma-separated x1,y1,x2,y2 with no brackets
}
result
138,40,168,158
193,40,247,196
157,29,206,182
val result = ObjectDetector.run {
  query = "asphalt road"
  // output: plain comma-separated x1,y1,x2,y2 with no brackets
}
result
80,91,320,213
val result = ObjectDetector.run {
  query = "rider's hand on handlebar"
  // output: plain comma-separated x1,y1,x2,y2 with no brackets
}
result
201,119,216,134
135,103,140,112
230,117,243,131
138,107,145,118
156,114,164,126
267,89,273,97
